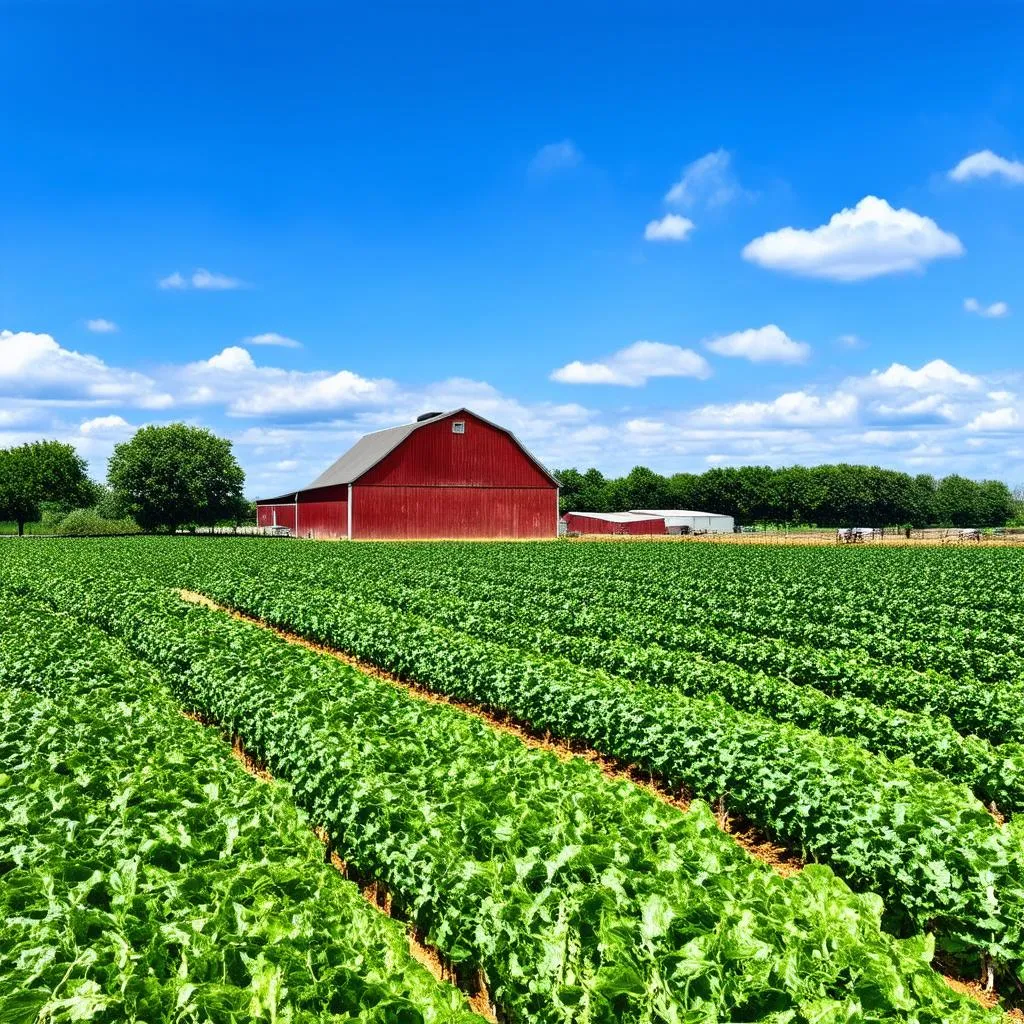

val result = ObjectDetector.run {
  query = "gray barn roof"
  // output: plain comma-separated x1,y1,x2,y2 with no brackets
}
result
304,420,422,490
257,408,558,503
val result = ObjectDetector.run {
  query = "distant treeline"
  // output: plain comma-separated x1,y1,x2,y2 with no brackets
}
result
554,464,1020,528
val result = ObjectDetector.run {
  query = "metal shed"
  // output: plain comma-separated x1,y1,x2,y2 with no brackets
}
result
629,509,735,534
562,511,666,536
256,409,559,540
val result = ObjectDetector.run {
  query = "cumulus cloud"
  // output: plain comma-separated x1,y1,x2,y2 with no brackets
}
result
179,346,394,416
86,318,118,333
949,150,1024,185
79,414,133,436
0,330,172,408
551,340,712,386
837,333,865,348
665,149,746,208
741,196,964,281
644,214,695,242
704,325,810,364
866,358,981,393
691,390,858,428
967,407,1021,432
529,140,582,175
964,297,1009,318
159,269,246,290
243,332,302,348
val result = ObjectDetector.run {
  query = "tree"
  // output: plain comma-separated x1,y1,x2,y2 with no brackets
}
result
0,441,92,535
108,424,247,533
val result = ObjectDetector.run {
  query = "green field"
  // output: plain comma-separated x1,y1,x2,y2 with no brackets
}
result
3,537,1024,1021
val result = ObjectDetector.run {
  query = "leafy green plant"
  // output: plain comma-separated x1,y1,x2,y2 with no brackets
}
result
0,594,478,1024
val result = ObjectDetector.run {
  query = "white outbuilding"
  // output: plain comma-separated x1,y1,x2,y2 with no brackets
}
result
629,509,735,534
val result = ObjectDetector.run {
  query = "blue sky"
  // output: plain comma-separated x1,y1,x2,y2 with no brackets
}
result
3,1,1024,496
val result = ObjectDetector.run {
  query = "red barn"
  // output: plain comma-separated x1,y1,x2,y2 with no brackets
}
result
256,409,559,540
562,511,666,536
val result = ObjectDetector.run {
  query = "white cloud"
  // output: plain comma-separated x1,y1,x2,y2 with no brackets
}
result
704,324,810,364
244,332,302,349
201,346,256,373
967,407,1021,432
159,269,246,291
551,340,712,386
644,214,695,242
529,140,582,175
180,346,394,416
192,268,245,290
0,330,173,408
86,318,118,333
949,150,1024,185
837,333,864,348
989,390,1015,402
741,196,964,281
79,414,132,436
867,358,980,393
691,389,858,428
665,150,745,208
624,417,668,436
964,297,1009,318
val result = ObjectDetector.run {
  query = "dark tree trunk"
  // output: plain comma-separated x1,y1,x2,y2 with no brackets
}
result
17,519,24,537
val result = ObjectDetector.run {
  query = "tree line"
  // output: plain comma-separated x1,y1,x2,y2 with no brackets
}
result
0,425,248,535
555,463,1021,528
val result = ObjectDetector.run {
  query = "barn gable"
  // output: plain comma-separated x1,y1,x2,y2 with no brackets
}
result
293,409,556,494
359,411,555,488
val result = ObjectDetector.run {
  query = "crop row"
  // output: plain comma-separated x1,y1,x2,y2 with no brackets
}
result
252,568,1024,813
190,541,1024,746
0,566,997,1024
5,541,1024,981
0,593,477,1024
195,543,1024,810
310,542,1024,670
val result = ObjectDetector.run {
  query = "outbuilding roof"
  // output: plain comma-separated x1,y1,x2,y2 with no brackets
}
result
565,511,664,523
629,509,727,518
258,408,559,503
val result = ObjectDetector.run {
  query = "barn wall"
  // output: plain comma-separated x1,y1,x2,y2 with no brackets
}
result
256,504,297,531
563,514,664,536
359,413,554,489
352,486,555,539
296,498,348,540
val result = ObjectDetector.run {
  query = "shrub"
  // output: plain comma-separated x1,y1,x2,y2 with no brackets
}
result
54,509,141,537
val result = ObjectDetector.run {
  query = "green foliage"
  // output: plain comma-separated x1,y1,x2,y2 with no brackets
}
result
5,536,1024,1013
53,507,142,536
107,424,246,533
0,593,478,1024
0,440,93,534
555,462,1016,527
0,555,994,1022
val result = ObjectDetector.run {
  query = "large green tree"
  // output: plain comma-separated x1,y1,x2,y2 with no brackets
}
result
0,441,93,535
107,424,246,533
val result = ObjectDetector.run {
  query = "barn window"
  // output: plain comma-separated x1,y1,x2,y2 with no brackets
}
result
452,420,466,434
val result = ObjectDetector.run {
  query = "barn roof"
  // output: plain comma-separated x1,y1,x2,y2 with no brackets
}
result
565,511,663,523
259,408,559,502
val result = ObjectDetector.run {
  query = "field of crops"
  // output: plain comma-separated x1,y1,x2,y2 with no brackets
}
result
3,537,1024,1022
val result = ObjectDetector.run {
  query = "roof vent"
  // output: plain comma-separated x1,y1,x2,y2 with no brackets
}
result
416,411,444,422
